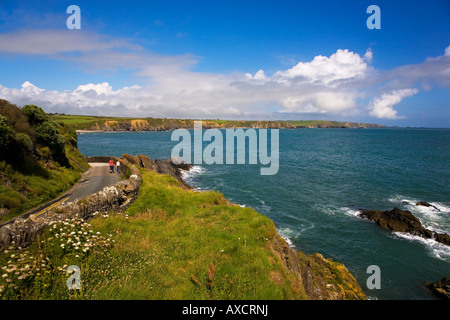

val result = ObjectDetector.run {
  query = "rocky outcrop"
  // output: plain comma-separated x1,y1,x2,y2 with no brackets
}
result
416,201,440,211
297,251,366,300
270,233,366,300
427,276,450,300
358,207,450,246
120,154,193,189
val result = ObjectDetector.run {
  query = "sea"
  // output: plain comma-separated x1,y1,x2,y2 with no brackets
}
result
78,128,450,300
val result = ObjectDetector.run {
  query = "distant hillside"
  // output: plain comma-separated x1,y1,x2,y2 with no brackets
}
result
0,100,89,222
49,114,384,131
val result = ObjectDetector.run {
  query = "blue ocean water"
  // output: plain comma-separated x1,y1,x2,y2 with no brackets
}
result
78,128,450,300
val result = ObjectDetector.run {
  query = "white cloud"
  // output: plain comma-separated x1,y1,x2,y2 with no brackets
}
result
382,45,450,90
279,91,359,114
368,88,418,119
0,29,140,56
246,69,267,81
75,82,116,95
273,49,368,85
364,48,373,63
0,28,448,121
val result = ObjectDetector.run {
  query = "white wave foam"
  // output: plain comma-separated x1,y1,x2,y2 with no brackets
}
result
388,195,450,234
313,204,338,216
392,232,450,262
339,206,361,218
181,165,206,180
277,227,296,248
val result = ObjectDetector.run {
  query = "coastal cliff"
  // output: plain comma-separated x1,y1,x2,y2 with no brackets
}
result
120,154,367,300
47,114,384,132
0,152,367,300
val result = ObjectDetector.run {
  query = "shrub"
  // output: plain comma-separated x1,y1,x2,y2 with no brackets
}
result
15,133,34,151
34,121,66,154
0,115,14,153
0,100,36,140
22,105,49,126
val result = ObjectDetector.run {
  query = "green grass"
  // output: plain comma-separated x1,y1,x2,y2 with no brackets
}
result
84,169,305,299
0,161,82,222
0,168,308,300
49,115,136,130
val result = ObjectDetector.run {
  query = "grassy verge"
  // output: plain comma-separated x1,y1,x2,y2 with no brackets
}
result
0,162,82,221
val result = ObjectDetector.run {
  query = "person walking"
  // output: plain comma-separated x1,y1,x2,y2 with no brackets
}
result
116,160,120,174
109,159,114,173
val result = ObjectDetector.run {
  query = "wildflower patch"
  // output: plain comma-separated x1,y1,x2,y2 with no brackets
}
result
0,216,113,299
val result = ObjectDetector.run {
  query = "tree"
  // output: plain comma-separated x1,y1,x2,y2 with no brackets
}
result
0,115,14,153
22,105,49,125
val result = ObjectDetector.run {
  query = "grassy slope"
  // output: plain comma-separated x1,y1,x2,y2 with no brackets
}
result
0,166,366,300
0,122,89,222
85,169,307,299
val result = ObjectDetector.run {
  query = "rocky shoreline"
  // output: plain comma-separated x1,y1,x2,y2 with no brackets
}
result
357,204,450,300
358,206,450,246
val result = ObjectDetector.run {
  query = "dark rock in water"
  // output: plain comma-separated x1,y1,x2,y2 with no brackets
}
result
169,157,194,171
359,207,429,236
401,201,409,205
154,158,193,189
434,233,450,246
427,276,450,300
358,207,449,246
416,201,440,211
416,201,432,207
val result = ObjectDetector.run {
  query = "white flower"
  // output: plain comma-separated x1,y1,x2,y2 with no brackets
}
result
2,274,7,278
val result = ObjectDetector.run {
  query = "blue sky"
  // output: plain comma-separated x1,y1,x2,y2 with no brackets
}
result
0,0,449,127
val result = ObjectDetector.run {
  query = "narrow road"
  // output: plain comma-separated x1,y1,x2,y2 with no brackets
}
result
64,163,120,203
1,163,120,226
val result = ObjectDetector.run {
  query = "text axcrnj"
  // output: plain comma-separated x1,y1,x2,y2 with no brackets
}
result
181,304,268,317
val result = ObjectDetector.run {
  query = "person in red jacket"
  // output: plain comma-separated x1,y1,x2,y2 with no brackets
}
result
109,159,114,173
